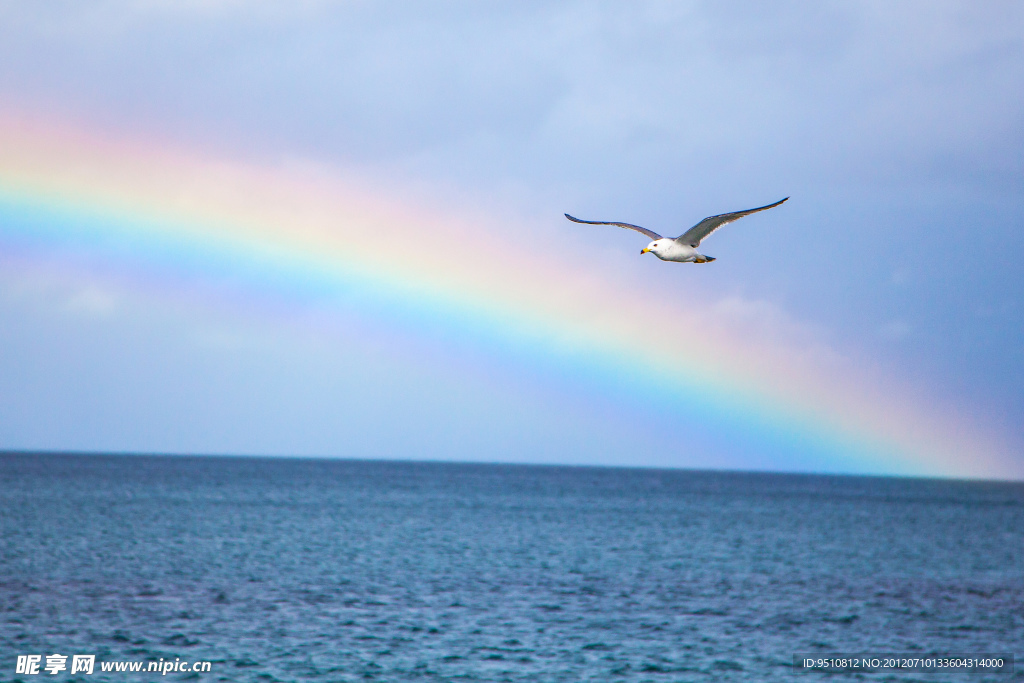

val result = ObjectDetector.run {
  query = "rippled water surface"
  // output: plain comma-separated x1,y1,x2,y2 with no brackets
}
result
2,453,1023,681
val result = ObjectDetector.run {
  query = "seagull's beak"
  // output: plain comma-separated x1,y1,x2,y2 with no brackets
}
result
641,247,651,254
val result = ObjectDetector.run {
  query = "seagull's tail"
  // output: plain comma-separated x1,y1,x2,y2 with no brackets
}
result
694,254,716,264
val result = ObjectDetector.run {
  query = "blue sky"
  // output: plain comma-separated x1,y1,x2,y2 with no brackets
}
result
1,2,1022,473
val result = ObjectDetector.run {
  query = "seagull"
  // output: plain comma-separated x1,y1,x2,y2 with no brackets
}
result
565,197,788,263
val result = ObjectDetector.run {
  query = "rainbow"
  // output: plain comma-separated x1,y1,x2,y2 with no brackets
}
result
0,113,1016,479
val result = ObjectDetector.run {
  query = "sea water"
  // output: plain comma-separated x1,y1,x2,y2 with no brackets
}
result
1,453,1021,681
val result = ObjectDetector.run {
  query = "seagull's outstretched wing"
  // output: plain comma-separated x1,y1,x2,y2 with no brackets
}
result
675,197,788,248
565,214,662,240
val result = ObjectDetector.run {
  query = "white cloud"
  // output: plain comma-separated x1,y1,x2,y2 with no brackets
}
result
710,294,825,350
64,286,117,317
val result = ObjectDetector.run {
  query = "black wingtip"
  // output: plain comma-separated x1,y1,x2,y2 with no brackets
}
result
564,213,580,222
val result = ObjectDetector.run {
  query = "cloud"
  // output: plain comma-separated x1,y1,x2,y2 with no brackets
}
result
710,294,828,353
64,285,117,317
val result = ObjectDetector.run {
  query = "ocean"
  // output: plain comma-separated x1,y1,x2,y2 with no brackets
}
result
1,453,1021,681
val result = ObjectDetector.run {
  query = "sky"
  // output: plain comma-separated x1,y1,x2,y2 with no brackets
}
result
0,1,1022,478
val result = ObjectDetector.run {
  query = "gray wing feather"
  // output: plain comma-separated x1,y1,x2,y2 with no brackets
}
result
565,214,662,241
675,197,788,247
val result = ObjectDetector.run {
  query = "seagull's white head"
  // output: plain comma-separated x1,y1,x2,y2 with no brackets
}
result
641,239,667,255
